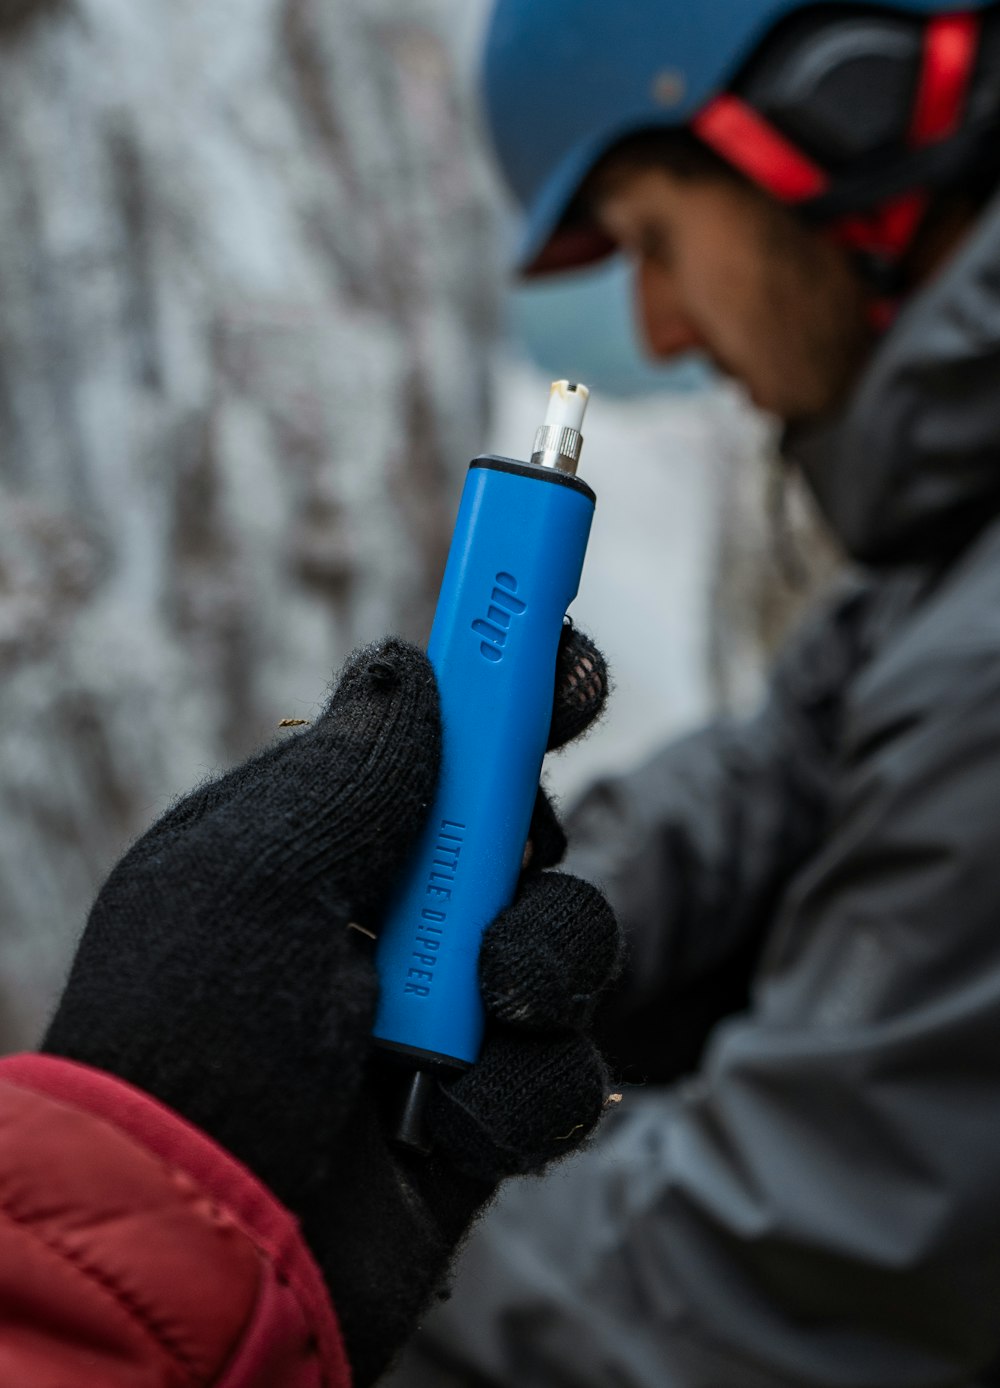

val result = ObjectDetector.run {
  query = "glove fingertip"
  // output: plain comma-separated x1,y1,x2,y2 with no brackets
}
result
266,638,441,919
548,623,611,752
321,637,437,716
428,1035,610,1183
524,787,567,874
479,872,624,1032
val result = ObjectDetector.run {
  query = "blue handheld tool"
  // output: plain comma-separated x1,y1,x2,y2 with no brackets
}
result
374,380,596,1145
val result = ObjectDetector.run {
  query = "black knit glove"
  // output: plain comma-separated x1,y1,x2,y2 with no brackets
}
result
43,626,621,1385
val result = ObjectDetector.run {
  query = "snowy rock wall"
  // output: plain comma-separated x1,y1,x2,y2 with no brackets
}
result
0,0,497,1046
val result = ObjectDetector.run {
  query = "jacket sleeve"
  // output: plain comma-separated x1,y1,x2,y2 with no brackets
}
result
392,624,1000,1387
0,1053,352,1388
566,576,874,1078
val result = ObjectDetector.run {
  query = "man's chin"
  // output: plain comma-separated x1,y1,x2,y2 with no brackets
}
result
718,371,783,420
700,358,821,425
703,357,783,417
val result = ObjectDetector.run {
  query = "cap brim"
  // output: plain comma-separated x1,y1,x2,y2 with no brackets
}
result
512,134,623,279
519,224,619,278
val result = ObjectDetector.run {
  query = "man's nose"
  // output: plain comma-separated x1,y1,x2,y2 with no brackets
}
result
635,259,704,359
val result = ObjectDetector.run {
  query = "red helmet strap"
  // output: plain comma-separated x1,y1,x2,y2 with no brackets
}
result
910,12,980,145
691,94,828,202
690,11,981,323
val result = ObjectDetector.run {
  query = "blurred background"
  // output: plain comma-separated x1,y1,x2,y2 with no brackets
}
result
0,0,838,1050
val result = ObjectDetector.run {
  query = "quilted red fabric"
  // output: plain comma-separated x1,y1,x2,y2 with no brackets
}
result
0,1054,351,1388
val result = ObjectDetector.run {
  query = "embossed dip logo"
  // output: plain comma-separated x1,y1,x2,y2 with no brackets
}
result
473,572,526,662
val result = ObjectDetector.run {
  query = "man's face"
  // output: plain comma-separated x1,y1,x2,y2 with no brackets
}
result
593,165,874,423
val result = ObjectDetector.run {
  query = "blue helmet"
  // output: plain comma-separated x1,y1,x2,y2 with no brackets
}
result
481,0,1000,277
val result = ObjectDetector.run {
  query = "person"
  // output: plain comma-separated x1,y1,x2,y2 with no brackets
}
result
384,1,1000,1385
0,631,623,1386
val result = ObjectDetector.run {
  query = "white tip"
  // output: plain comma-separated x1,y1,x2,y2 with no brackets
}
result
545,380,590,436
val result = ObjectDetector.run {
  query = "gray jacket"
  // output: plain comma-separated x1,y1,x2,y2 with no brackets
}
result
387,189,1000,1387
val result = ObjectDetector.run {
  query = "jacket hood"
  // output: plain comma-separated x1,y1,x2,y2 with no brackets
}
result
783,184,1000,566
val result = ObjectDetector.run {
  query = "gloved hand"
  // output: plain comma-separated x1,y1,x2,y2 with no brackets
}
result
43,626,621,1386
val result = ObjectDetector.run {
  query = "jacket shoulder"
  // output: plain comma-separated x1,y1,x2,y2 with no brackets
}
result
849,521,1000,750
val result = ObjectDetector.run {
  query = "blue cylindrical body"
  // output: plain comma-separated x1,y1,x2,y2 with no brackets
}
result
374,455,596,1067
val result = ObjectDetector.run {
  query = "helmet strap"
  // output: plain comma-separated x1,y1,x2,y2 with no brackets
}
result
691,12,983,328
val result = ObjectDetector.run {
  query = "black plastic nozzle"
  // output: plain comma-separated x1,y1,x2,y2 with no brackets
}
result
393,1069,435,1152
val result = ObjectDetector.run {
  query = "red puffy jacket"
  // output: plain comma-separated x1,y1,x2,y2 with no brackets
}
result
0,1053,351,1387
